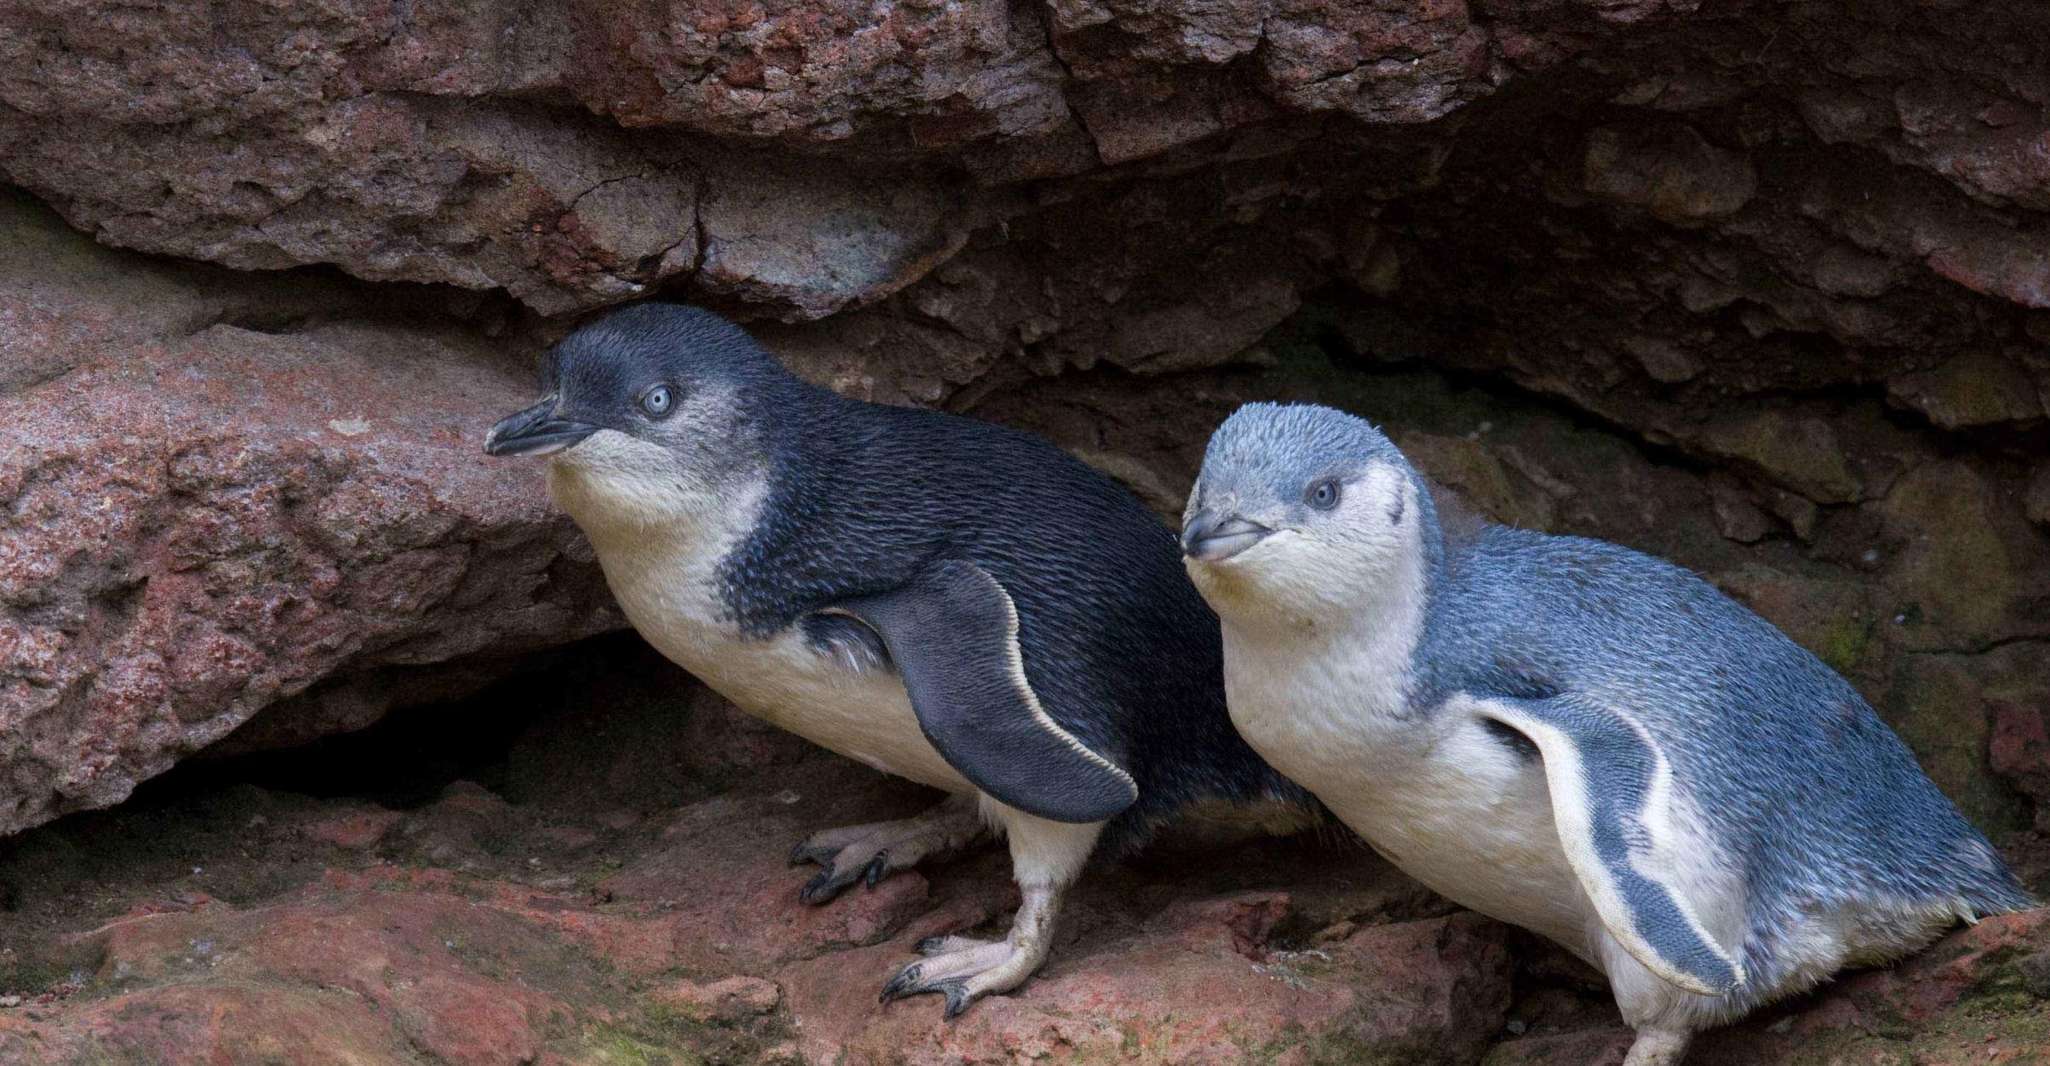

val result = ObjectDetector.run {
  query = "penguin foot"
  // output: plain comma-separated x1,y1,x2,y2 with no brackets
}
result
877,935,1039,1018
1622,1028,1692,1066
877,881,1064,1018
790,794,987,906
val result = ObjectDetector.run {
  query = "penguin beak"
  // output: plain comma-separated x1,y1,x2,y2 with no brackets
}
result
1181,510,1272,562
484,396,599,457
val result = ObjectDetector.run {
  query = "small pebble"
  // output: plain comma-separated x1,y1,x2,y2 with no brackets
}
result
0,995,20,1009
1505,1019,1527,1035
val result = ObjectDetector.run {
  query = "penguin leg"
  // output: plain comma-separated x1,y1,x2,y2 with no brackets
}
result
791,792,988,906
879,803,1103,1018
1600,926,1703,1066
1622,1029,1692,1066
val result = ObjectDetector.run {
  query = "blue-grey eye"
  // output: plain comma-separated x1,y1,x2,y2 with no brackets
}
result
641,385,673,418
1307,478,1341,510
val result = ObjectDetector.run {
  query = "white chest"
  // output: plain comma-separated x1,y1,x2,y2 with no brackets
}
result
558,467,969,795
1224,633,1593,953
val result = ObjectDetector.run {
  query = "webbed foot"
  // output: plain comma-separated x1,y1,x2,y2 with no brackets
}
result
877,884,1061,1018
790,793,986,906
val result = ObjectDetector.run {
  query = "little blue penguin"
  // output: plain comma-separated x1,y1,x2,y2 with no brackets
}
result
483,303,1304,1016
1179,402,2034,1065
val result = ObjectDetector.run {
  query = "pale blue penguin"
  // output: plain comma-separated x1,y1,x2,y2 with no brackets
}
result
1179,402,2034,1065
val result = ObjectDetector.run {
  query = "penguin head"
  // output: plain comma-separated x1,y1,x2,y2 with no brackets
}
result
1181,403,1432,626
485,303,791,529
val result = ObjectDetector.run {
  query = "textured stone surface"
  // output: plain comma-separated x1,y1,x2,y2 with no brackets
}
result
0,662,2042,1065
0,191,614,836
0,0,1744,320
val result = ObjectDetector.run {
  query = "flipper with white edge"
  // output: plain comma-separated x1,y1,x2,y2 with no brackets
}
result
824,560,1139,824
1482,694,1745,997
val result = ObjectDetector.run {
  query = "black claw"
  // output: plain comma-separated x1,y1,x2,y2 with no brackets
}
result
798,868,849,906
879,964,922,1003
789,840,810,866
940,980,973,1020
916,935,949,956
862,852,890,889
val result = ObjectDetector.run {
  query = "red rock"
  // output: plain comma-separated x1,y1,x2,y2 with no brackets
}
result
780,909,1513,1064
1147,891,1292,957
1827,910,2050,1025
403,973,544,1066
653,975,784,1022
1992,704,2050,832
0,197,616,837
0,0,1734,317
588,762,1012,972
301,807,403,849
6,724,2048,1066
670,685,824,782
1926,241,2050,310
8,982,413,1065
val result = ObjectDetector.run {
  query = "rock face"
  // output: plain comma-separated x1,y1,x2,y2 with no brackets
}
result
0,192,615,836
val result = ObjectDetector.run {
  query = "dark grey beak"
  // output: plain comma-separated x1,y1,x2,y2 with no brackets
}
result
1181,510,1272,562
483,396,598,457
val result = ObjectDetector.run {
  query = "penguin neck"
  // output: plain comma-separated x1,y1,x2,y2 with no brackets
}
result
545,372,811,560
1224,492,1442,768
1249,470,1443,665
1310,526,1435,690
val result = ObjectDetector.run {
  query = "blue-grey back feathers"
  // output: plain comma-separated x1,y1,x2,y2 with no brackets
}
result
1207,401,2032,1006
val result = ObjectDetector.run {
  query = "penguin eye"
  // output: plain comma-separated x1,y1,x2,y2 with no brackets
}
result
1307,478,1342,510
639,385,674,419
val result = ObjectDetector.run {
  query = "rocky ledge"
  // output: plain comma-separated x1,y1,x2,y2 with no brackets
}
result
1,643,2044,1065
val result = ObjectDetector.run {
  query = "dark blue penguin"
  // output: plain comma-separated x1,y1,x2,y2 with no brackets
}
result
485,303,1304,1015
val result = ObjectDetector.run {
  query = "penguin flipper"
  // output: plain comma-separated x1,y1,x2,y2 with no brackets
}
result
1479,693,1746,997
824,559,1139,824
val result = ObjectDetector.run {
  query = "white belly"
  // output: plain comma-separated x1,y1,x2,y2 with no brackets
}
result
563,469,971,795
1313,720,1593,954
1226,648,1597,959
647,615,971,794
